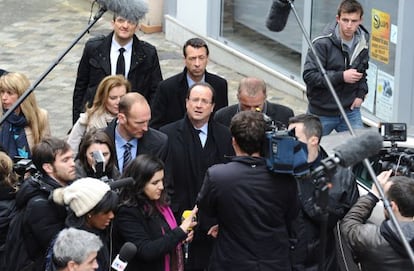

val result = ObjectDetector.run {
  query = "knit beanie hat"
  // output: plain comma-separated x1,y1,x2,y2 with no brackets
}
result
53,177,110,217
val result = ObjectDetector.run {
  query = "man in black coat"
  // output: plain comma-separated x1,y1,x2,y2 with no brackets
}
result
160,82,234,271
3,137,76,271
214,77,294,129
197,110,299,271
72,15,162,124
104,92,168,174
150,38,228,129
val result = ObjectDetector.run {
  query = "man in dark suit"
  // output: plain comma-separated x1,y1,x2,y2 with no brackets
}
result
150,38,228,129
160,82,234,271
197,111,299,271
72,14,162,124
214,77,294,129
104,92,168,173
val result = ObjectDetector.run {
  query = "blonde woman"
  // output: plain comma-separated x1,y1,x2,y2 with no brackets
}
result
67,75,130,156
0,72,50,159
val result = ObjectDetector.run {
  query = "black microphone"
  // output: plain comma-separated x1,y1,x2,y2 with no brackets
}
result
111,242,137,271
266,0,292,32
313,130,383,176
109,177,135,190
96,0,148,23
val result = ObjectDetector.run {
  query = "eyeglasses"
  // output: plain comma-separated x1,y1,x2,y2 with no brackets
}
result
188,97,212,105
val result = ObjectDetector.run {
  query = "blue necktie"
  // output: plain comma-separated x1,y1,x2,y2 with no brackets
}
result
123,142,132,171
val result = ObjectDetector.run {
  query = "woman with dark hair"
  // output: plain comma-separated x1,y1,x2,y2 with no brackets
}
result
75,128,120,180
52,178,119,271
113,154,197,271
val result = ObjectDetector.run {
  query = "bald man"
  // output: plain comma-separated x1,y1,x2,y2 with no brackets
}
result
104,92,168,173
214,77,294,129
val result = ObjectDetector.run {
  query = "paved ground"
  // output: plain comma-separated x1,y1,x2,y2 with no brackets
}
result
0,0,307,139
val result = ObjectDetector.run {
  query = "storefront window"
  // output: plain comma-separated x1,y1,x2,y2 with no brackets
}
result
219,0,399,122
311,0,397,121
220,0,304,80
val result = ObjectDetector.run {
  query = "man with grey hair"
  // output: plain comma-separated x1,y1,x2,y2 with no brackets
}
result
49,228,103,271
214,77,294,128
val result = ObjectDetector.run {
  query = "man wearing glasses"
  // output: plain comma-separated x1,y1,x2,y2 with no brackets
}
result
72,14,162,124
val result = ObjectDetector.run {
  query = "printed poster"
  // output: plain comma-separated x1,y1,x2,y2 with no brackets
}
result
362,62,377,113
375,70,394,121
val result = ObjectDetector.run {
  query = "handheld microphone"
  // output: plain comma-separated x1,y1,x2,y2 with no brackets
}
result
109,177,135,190
313,130,383,176
92,150,105,177
181,210,195,262
96,0,148,23
111,242,137,271
266,0,293,32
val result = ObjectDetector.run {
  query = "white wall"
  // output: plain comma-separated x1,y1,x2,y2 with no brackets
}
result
143,0,163,26
176,0,208,36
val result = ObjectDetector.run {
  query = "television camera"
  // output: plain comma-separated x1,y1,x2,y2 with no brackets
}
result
354,123,414,186
262,114,308,175
376,122,414,177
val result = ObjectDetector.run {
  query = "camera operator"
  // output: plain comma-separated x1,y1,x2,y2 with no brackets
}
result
340,170,414,271
197,110,299,271
288,114,359,271
3,137,76,271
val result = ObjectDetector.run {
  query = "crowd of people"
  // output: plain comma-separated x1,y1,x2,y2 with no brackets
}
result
1,0,414,270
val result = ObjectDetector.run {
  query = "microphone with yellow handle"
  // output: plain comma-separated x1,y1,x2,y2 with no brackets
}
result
181,208,197,262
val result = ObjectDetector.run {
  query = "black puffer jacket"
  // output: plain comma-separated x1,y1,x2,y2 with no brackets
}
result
341,193,414,271
0,183,16,268
15,175,67,271
303,21,370,116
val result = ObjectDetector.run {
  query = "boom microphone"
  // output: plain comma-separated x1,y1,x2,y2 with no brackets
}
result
266,0,292,32
109,177,135,190
111,242,137,271
334,130,383,167
313,130,383,176
96,0,148,23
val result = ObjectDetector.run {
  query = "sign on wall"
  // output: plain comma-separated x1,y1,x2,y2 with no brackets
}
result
370,9,390,64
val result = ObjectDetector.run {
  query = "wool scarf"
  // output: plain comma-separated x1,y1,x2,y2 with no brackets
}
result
0,111,30,158
157,203,184,271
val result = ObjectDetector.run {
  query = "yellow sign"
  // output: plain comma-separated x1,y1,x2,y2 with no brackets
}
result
370,9,390,64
